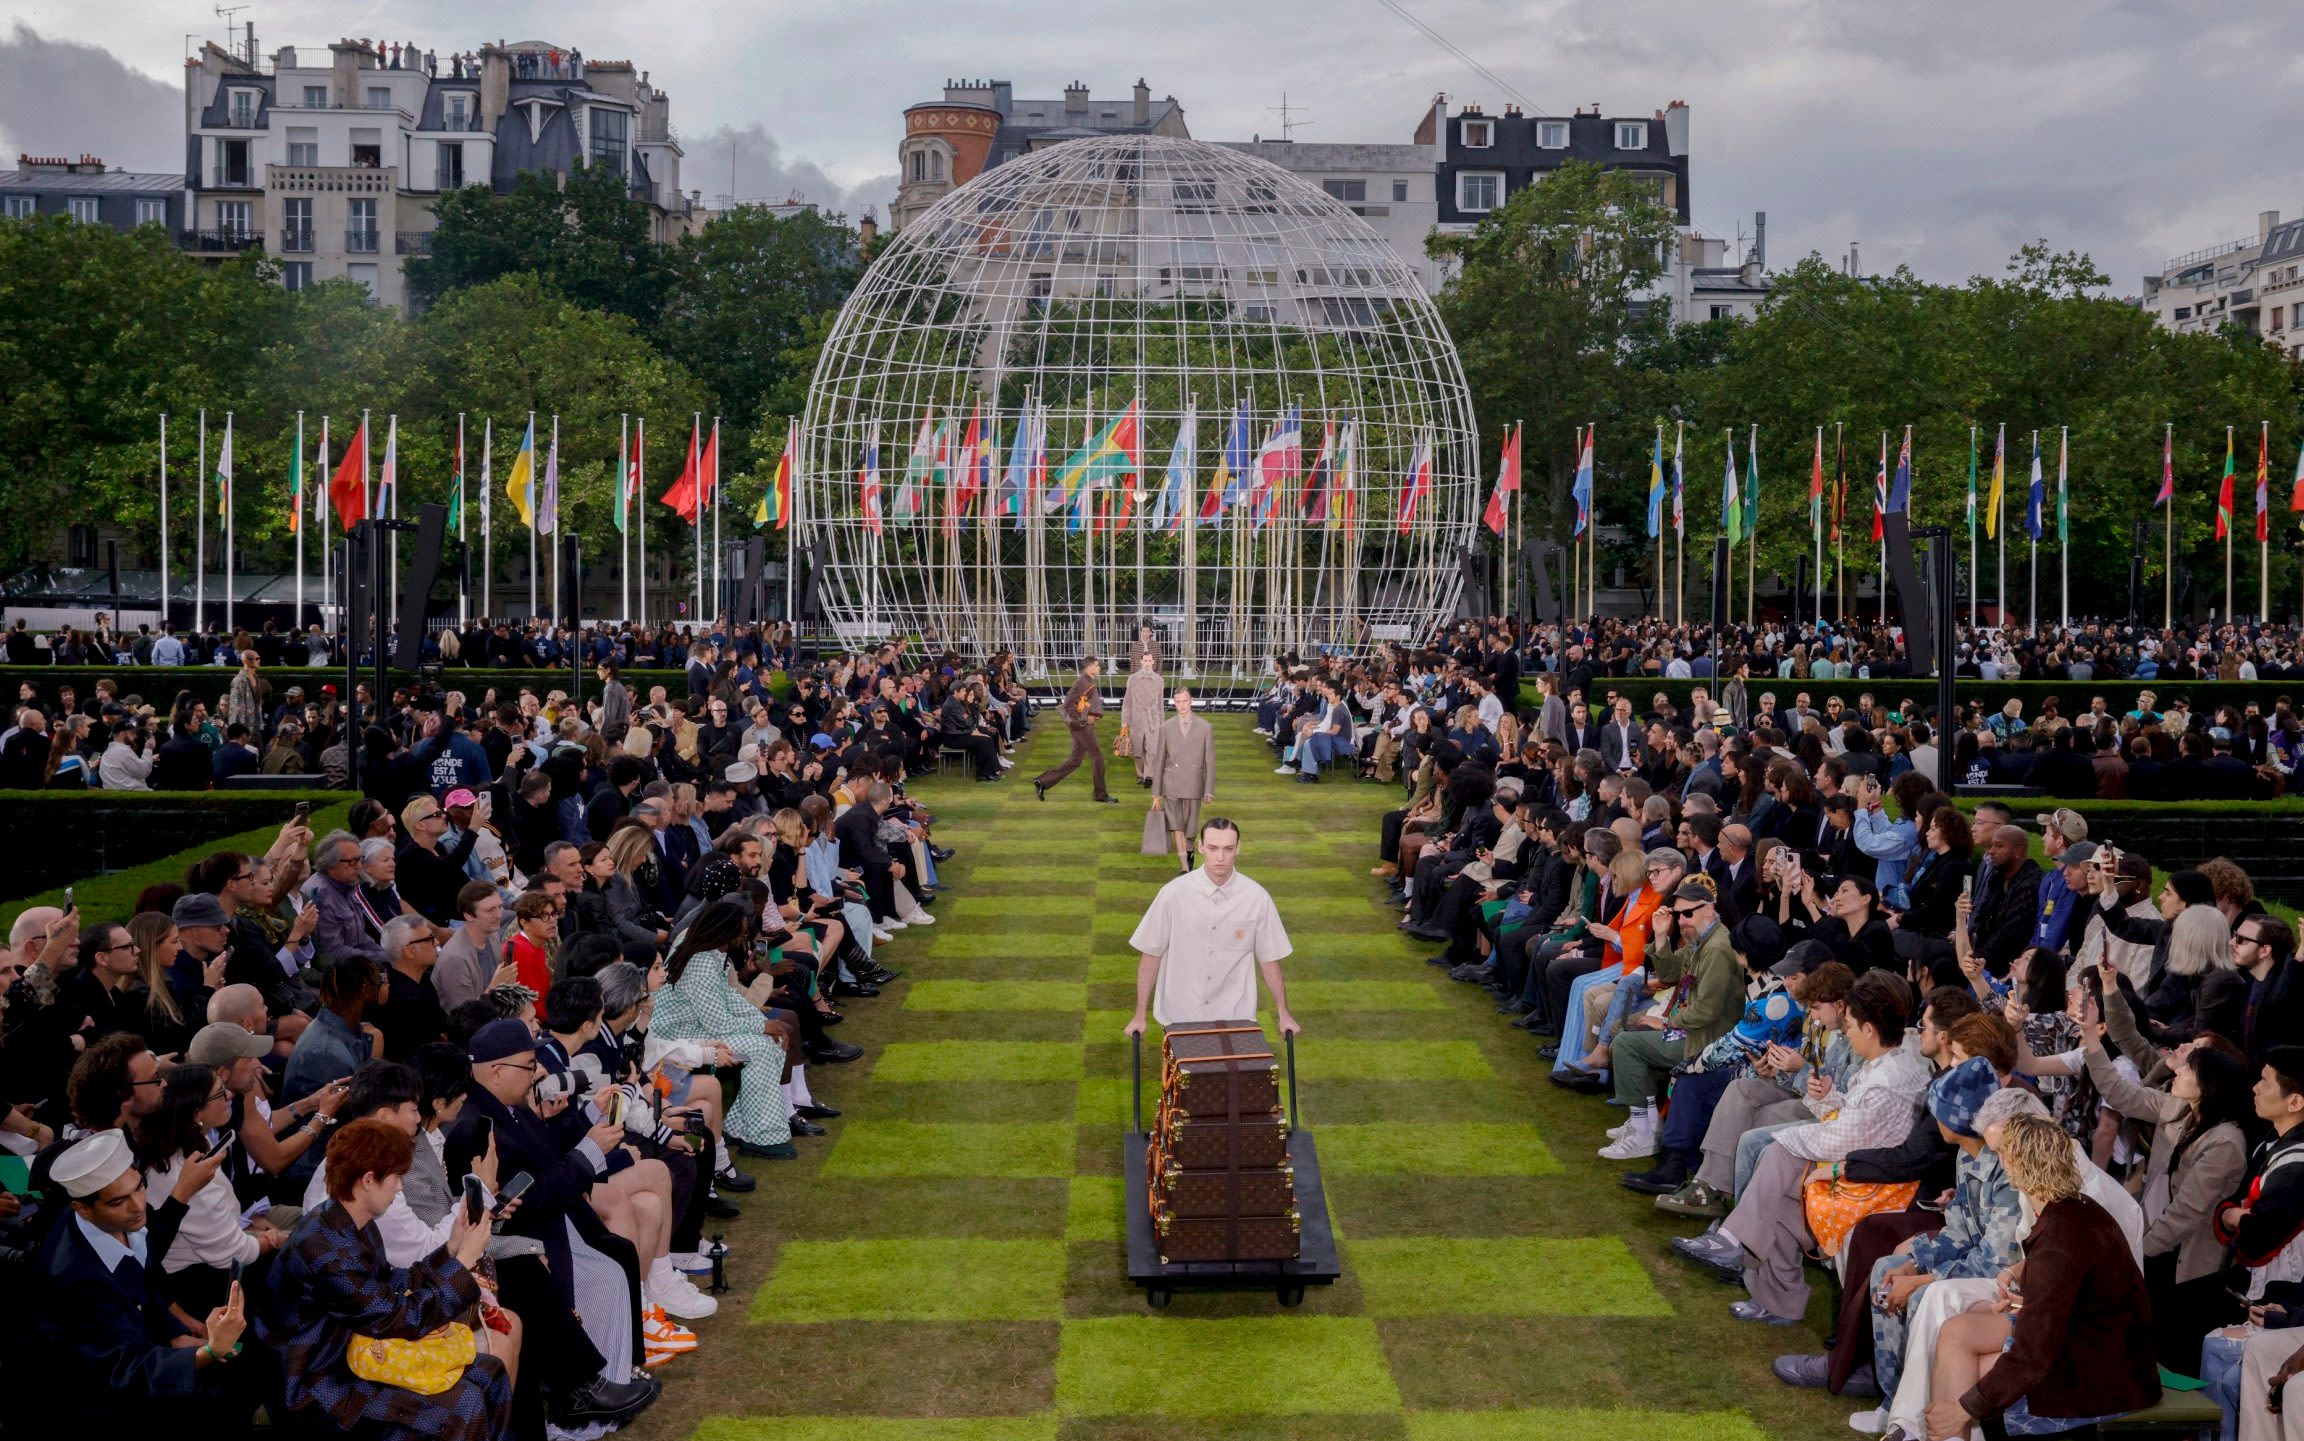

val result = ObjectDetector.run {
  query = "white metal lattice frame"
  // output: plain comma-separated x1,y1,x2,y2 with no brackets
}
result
796,133,1479,683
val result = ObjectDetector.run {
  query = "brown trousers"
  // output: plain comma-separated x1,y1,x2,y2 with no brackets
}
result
1034,719,1109,798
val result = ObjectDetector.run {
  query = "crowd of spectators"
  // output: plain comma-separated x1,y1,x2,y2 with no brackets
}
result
0,622,1045,1437
1309,613,2304,1439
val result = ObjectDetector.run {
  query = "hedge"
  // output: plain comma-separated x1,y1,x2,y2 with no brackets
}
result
1519,677,2299,719
1950,796,2304,917
0,665,793,710
0,789,361,904
4,796,359,923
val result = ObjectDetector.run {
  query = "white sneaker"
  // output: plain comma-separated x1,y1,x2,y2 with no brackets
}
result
647,1261,720,1319
997,756,1015,768
872,929,896,945
669,1249,718,1275
1597,1113,1655,1161
1275,765,1297,775
1845,1409,1887,1435
881,918,908,931
902,910,935,926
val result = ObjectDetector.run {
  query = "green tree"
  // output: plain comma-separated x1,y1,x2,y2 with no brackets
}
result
659,206,864,429
406,163,670,323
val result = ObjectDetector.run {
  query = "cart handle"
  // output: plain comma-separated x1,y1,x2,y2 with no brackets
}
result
1286,1030,1298,1127
1131,1030,1142,1135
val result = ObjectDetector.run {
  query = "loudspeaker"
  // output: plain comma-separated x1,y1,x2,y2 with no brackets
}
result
1792,554,1809,624
393,504,450,669
1454,546,1488,619
1709,538,1729,638
1525,541,1559,623
798,539,827,623
1880,512,1933,670
343,526,376,653
2127,519,2147,623
734,538,767,624
554,537,582,624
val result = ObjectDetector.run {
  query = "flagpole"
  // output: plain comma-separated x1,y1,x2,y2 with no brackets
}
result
635,416,646,630
294,411,306,633
195,409,207,634
480,419,493,621
692,411,703,628
1967,424,1978,625
1994,423,2006,632
1746,423,1757,630
455,413,467,625
783,414,797,632
388,414,399,629
1654,423,1664,623
318,418,330,634
221,412,235,636
550,414,562,625
2225,424,2235,622
2029,429,2039,633
1879,429,1888,626
1722,426,1734,627
1834,422,1845,621
527,410,537,621
711,415,723,623
1812,425,1823,624
2058,426,2069,632
620,414,630,623
1675,421,1685,628
158,414,169,632
2262,420,2272,622
2163,424,2173,630
1587,420,1599,618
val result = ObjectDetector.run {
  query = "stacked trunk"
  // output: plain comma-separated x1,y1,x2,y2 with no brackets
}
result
1147,1019,1300,1264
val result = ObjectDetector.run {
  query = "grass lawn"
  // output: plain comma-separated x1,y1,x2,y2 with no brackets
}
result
630,715,1855,1441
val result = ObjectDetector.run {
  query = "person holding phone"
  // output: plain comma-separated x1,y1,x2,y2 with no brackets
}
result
131,1062,278,1322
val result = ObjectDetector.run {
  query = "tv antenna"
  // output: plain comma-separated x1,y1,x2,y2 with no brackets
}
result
1268,93,1312,140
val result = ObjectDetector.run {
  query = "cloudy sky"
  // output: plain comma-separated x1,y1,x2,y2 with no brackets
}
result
5,1,2299,291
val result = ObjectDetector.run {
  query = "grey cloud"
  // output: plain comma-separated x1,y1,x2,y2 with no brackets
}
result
0,20,179,172
676,122,895,227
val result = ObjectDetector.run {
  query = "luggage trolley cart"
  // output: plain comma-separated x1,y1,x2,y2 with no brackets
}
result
1123,1030,1341,1309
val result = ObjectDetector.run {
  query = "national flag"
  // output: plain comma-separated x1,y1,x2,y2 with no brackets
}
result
659,420,700,523
860,422,884,535
1743,425,1759,538
1396,429,1432,534
1485,424,1517,537
537,422,560,537
1050,401,1141,512
2157,427,2175,507
2215,428,2235,540
948,407,982,534
1721,429,1742,546
1330,416,1357,533
617,419,641,535
1303,415,1336,526
1672,422,1685,536
2256,423,2270,542
1002,402,1033,526
447,424,463,532
1810,427,1825,541
1155,403,1196,531
1571,425,1594,537
698,421,719,519
330,417,367,530
315,423,331,532
2057,429,2069,547
1644,423,1664,538
1888,426,1913,515
1831,431,1846,544
2291,432,2304,513
1984,424,2006,539
1871,432,1888,543
758,424,793,530
507,417,538,527
1965,427,1978,535
2025,433,2044,542
214,417,234,519
1027,403,1048,529
896,409,934,523
1250,404,1302,527
288,421,305,534
1203,401,1253,520
377,416,397,519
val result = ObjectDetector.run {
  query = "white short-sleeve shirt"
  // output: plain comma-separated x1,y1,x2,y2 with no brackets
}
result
1130,869,1293,1026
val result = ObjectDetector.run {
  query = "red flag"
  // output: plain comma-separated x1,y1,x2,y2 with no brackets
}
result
660,421,700,522
2257,425,2271,543
328,418,368,530
1500,423,1522,493
697,422,719,512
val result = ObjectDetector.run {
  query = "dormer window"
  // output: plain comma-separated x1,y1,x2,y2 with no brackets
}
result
1614,121,1648,150
1537,120,1569,149
227,87,259,128
1461,118,1493,148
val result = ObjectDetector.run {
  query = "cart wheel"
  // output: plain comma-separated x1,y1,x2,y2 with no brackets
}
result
1277,1285,1305,1308
1146,1288,1172,1310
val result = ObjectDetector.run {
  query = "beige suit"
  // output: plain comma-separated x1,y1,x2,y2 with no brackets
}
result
1147,714,1216,841
1121,669,1166,779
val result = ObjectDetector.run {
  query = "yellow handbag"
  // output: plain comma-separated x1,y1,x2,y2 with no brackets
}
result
344,1322,477,1395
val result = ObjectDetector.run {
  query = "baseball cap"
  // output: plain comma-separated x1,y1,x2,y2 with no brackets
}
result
2034,808,2089,842
467,1018,539,1064
170,893,230,929
443,788,479,810
187,1021,272,1066
2059,841,2100,868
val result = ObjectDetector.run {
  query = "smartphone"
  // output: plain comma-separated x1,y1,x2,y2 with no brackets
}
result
1960,874,1973,899
201,1129,236,1160
293,800,311,823
461,1173,486,1225
229,1256,245,1283
490,1171,534,1216
61,885,74,913
603,1089,625,1129
473,1115,492,1155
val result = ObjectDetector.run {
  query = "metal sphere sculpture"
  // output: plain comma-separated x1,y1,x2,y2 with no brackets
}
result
796,133,1479,681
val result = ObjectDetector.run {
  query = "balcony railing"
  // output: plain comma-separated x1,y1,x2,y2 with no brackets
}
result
280,224,314,253
395,230,432,255
345,226,379,253
178,229,263,253
434,165,466,190
208,165,257,189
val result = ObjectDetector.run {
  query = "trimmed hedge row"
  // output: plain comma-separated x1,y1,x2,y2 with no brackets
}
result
3,797,359,921
0,789,361,904
1518,677,2299,718
0,665,794,710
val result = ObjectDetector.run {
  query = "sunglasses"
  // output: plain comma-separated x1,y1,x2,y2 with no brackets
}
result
1671,905,1706,917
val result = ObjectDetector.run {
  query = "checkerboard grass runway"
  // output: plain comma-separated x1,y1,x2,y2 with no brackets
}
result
635,718,1851,1440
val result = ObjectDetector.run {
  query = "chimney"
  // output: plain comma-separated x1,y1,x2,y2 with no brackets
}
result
1663,99,1690,158
1064,81,1089,115
858,209,879,245
1752,210,1766,271
2262,210,2282,241
243,20,256,66
1133,77,1149,126
329,40,362,108
479,44,511,126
